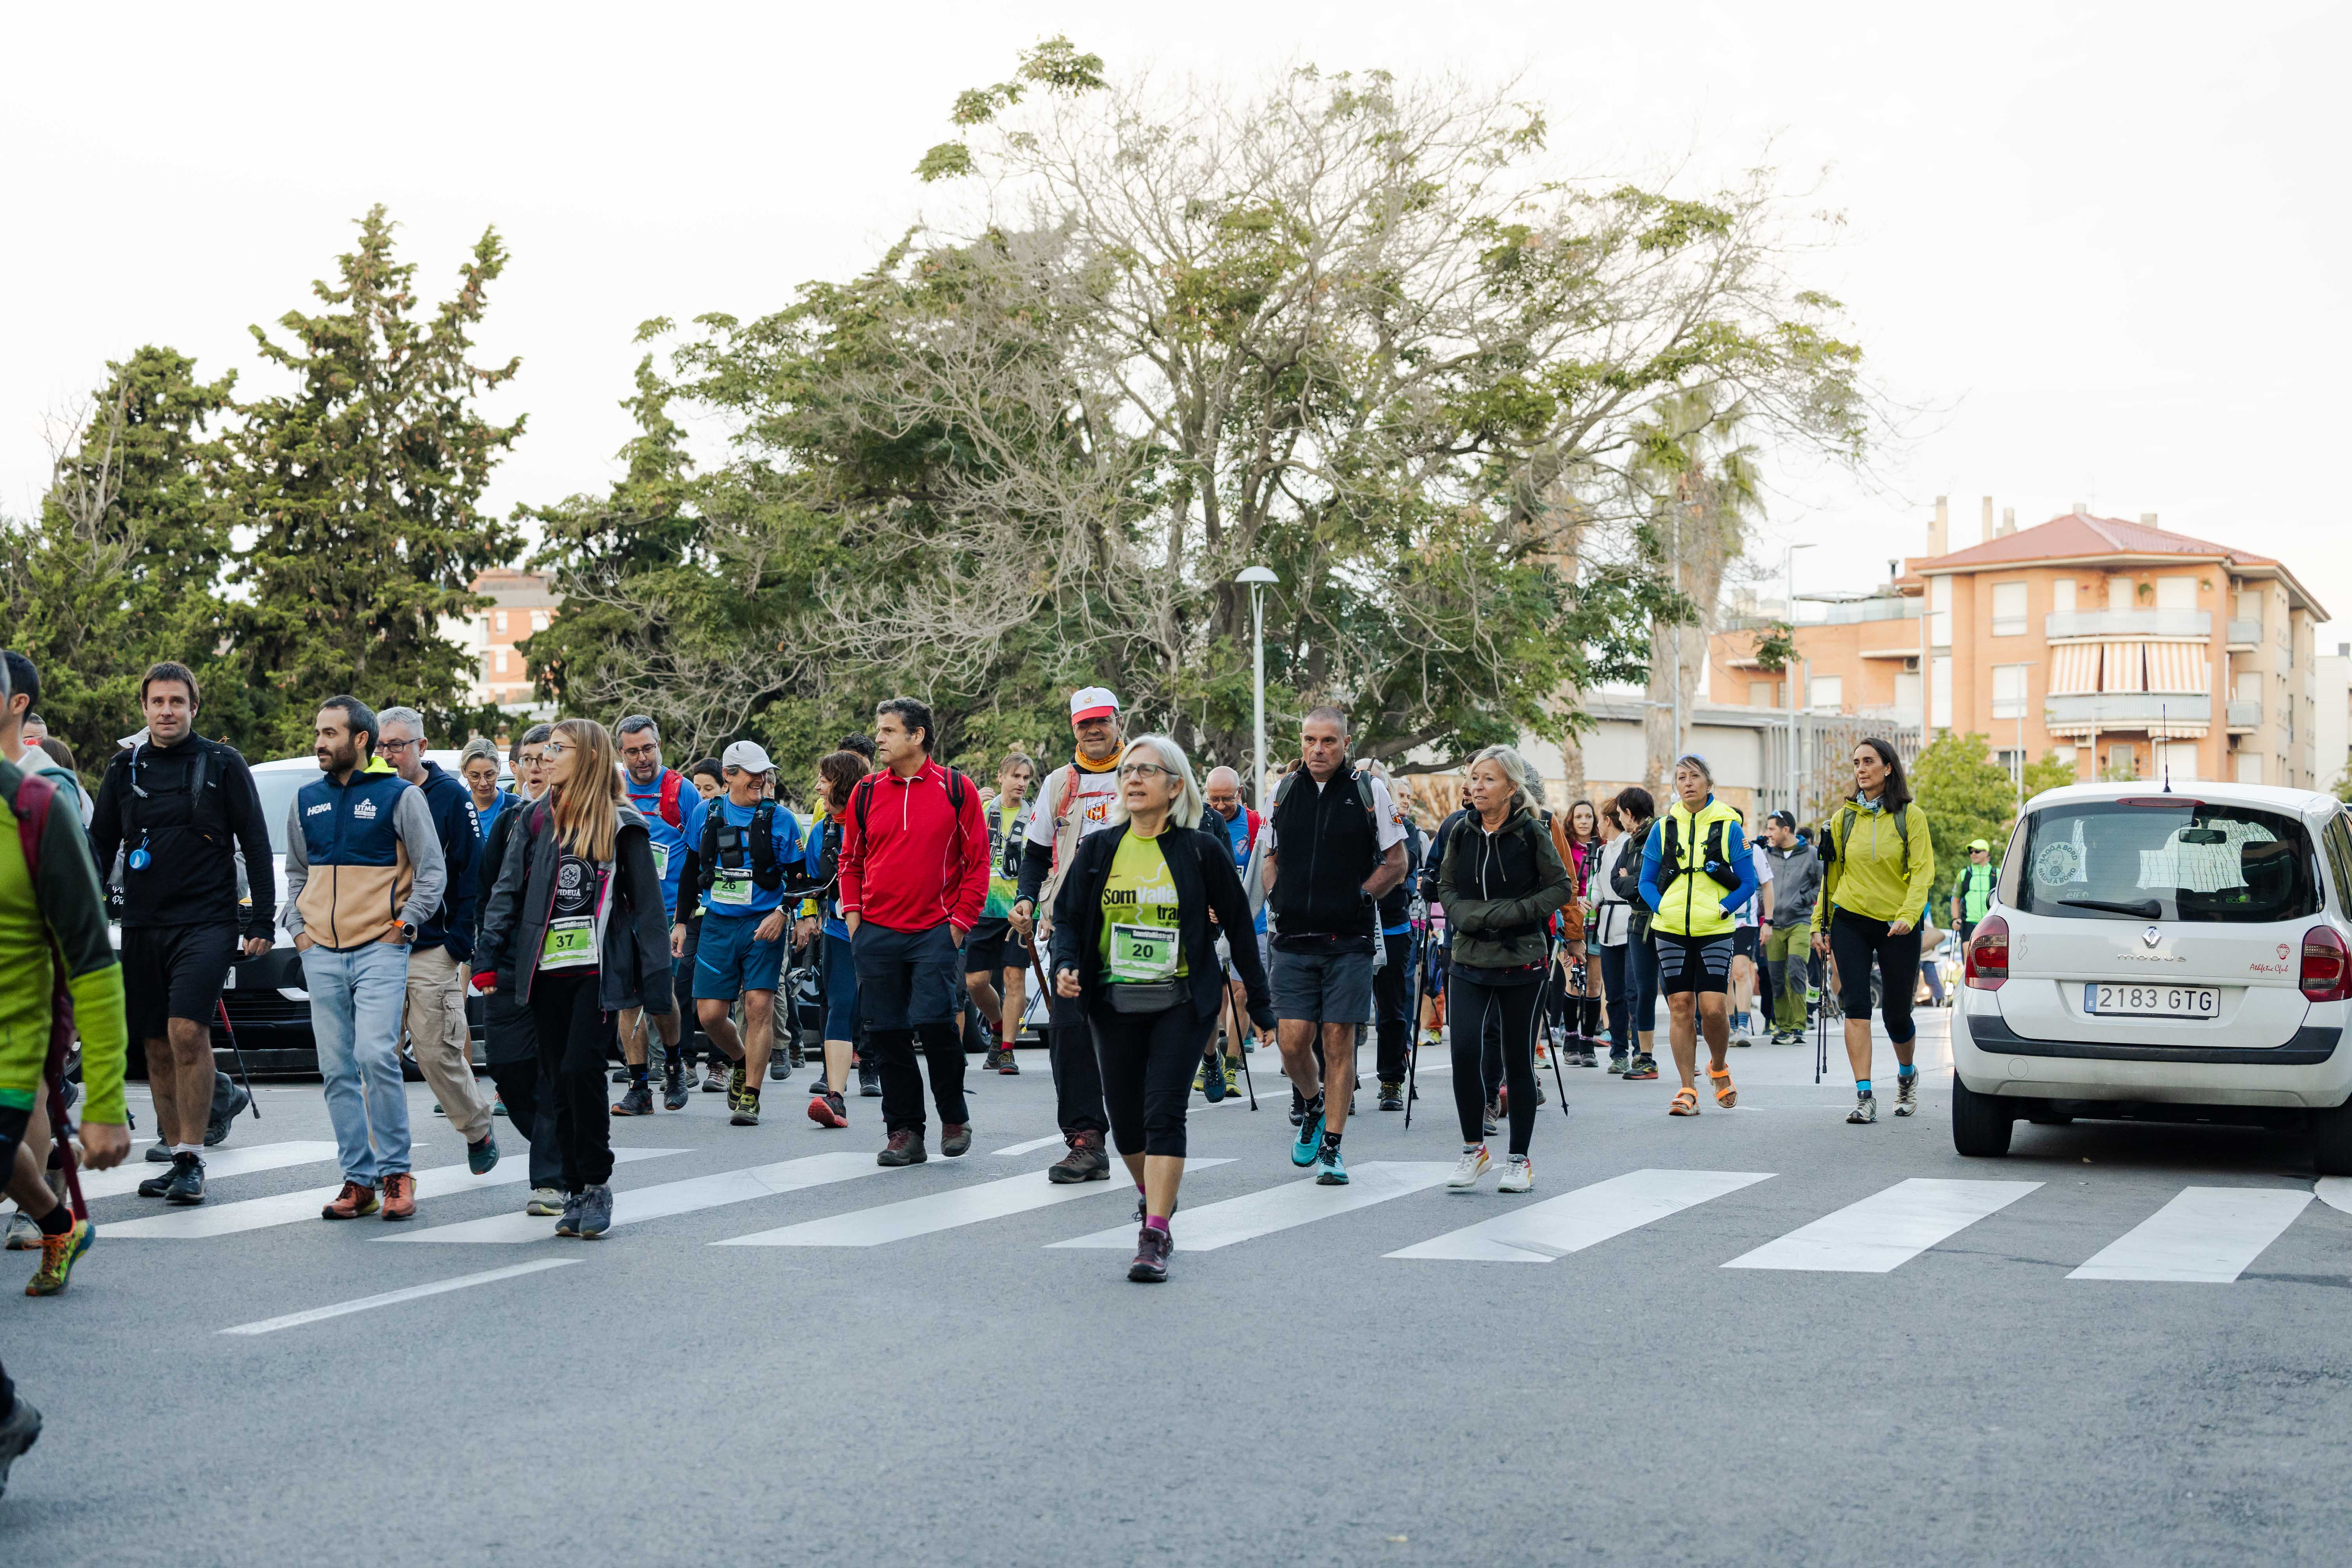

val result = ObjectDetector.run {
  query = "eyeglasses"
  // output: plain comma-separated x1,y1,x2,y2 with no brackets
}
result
1117,762,1171,780
379,738,420,753
541,741,569,757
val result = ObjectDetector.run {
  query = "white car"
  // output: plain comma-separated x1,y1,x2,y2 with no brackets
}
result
1953,780,2352,1174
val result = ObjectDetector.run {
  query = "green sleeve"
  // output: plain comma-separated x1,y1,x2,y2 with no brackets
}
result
36,792,127,1124
1903,804,1936,922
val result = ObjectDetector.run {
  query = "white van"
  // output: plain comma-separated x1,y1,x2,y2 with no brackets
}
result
1952,781,2352,1173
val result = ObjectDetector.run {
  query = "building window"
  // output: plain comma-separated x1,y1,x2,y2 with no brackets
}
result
2155,575,2196,611
1991,582,2027,636
2051,579,2076,615
1809,676,1843,711
2106,743,2140,779
1991,663,2029,719
1930,655,1953,730
2236,752,2264,786
531,610,550,632
2106,577,2135,613
2157,742,2200,782
1928,577,1951,648
495,610,509,633
1748,681,1780,708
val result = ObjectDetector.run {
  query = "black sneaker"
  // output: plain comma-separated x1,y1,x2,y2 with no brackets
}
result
144,1140,172,1163
1377,1081,1404,1111
612,1083,654,1117
877,1128,927,1166
163,1151,206,1205
857,1060,882,1098
1127,1224,1172,1283
137,1161,178,1198
1289,1087,1305,1127
0,1395,41,1503
661,1056,690,1111
767,1054,791,1082
1047,1129,1110,1183
205,1073,249,1146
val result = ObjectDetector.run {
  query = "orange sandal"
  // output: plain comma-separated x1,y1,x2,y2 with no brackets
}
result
1710,1065,1737,1109
1668,1087,1700,1116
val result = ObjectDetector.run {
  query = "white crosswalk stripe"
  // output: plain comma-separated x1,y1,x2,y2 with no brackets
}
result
1049,1161,1453,1252
717,1160,1234,1248
105,1147,685,1239
1387,1168,1774,1263
384,1151,886,1244
80,1141,344,1201
1722,1177,2041,1273
2067,1187,2312,1283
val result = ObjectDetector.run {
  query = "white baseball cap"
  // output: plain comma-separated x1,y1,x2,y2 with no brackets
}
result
722,739,775,774
1069,687,1120,724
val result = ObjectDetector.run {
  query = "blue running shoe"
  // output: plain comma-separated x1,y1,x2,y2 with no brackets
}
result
1202,1053,1226,1104
1290,1095,1324,1167
1314,1144,1349,1186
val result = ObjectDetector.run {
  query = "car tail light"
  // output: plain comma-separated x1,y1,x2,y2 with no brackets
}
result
2300,926,2352,1002
1965,914,2008,991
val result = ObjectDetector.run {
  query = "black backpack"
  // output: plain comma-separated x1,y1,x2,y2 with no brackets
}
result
699,798,787,895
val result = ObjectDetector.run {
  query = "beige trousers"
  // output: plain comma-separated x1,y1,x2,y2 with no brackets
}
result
404,943,492,1143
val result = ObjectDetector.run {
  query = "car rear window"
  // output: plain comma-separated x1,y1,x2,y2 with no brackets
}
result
2007,799,2319,924
253,770,305,857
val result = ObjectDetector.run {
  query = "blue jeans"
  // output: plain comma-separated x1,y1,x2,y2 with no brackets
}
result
304,941,414,1184
1600,936,1660,1050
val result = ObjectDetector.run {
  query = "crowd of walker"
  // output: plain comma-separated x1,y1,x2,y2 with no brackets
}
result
0,648,1950,1492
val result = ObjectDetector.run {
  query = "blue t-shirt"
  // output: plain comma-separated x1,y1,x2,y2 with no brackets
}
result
702,797,802,919
1209,805,1267,935
623,769,708,920
805,809,849,941
473,790,518,848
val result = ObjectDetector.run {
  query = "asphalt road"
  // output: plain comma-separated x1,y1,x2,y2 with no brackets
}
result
5,1011,2349,1567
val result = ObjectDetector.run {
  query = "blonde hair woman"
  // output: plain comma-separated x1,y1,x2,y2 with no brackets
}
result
474,719,676,1238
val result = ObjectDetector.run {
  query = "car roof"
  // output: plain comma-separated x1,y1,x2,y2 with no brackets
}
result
251,750,476,773
2020,780,2342,819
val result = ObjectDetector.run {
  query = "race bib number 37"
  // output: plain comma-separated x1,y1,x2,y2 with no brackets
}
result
541,916,597,971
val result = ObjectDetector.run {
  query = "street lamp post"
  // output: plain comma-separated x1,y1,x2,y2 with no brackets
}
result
1235,566,1279,813
1784,542,1816,821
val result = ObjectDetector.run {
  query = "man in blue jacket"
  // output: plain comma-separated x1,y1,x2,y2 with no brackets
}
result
377,707,496,1173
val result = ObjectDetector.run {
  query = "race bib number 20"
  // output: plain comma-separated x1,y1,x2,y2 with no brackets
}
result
1109,923,1178,984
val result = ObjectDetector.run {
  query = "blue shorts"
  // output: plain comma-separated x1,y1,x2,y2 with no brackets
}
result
693,912,785,1000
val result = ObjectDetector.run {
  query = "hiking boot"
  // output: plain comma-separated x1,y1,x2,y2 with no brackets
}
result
1127,1224,1172,1283
877,1129,927,1167
576,1184,613,1238
321,1180,379,1220
662,1056,690,1110
808,1088,848,1129
857,1059,882,1097
728,1061,748,1103
731,1094,762,1127
0,1395,40,1501
205,1073,249,1146
137,1163,179,1199
701,1060,730,1093
1607,1046,1629,1074
467,1132,499,1175
1047,1129,1109,1183
379,1172,417,1221
24,1218,93,1296
998,1047,1021,1075
768,1054,791,1082
1223,1059,1240,1098
1202,1057,1226,1104
612,1083,655,1118
941,1123,972,1158
1377,1081,1404,1112
162,1151,205,1205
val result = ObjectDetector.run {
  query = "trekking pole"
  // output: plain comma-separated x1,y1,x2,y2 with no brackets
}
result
215,998,260,1121
1813,949,1826,1086
1218,950,1258,1111
1543,938,1571,1115
1401,919,1425,1132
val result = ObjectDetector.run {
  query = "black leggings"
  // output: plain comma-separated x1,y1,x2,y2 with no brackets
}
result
1449,975,1544,1156
528,969,619,1191
1828,908,1919,1046
1091,1002,1214,1159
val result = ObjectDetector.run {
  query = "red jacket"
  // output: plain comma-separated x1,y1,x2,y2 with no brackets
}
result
838,757,989,934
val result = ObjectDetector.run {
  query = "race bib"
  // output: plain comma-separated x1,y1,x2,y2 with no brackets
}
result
710,871,753,907
540,916,597,971
650,842,670,881
1109,923,1178,984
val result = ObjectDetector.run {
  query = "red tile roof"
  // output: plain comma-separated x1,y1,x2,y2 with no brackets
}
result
1928,510,2278,571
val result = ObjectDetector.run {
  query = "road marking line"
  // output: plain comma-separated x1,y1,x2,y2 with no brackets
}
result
383,1151,885,1243
1387,1168,1774,1263
105,1147,684,1239
219,1259,579,1335
991,1135,1065,1157
79,1141,344,1201
1722,1177,2041,1273
722,1160,1234,1247
1048,1161,1453,1252
2068,1187,2313,1282
2316,1177,2352,1215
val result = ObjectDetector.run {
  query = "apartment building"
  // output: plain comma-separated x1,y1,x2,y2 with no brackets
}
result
456,568,561,711
1711,502,2328,787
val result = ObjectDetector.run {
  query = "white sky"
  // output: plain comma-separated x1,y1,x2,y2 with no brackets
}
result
5,1,2346,622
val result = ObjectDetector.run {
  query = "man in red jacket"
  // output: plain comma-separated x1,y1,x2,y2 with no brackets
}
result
839,696,990,1166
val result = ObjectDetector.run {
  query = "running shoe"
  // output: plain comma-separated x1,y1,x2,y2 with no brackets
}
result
1607,1046,1629,1074
731,1094,762,1127
1497,1154,1534,1193
1047,1130,1110,1182
205,1077,250,1145
23,1217,93,1296
983,1046,1005,1072
380,1172,417,1221
999,1047,1021,1076
3,1210,36,1250
768,1055,791,1082
576,1184,612,1238
942,1123,972,1157
1446,1145,1492,1189
1288,1087,1305,1127
1222,1059,1241,1098
1482,1099,1500,1138
162,1152,205,1205
1202,1058,1226,1104
526,1188,564,1217
1192,1059,1208,1093
1847,1093,1878,1125
1313,1143,1348,1186
137,1163,176,1198
1894,1076,1919,1117
612,1083,654,1118
1128,1224,1172,1283
877,1129,927,1167
1535,1038,1550,1066
1626,1054,1660,1081
1533,1079,1546,1107
493,1092,509,1117
701,1061,729,1093
321,1180,378,1220
857,1060,882,1098
662,1056,690,1110
808,1088,848,1128
1575,1045,1598,1068
1377,1081,1403,1112
729,1061,748,1104
555,1191,584,1237
1290,1095,1325,1167
0,1395,40,1501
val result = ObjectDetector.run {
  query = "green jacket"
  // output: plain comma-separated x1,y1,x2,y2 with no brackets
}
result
0,759,128,1124
1437,803,1573,971
1812,797,1936,933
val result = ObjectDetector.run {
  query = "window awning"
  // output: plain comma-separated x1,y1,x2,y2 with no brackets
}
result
2100,641,2146,693
2049,642,2102,695
2145,641,2211,695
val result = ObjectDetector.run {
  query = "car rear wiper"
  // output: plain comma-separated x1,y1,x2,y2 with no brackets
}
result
2055,897,2162,918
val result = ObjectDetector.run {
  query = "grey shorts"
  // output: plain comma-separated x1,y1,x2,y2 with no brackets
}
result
1269,944,1375,1025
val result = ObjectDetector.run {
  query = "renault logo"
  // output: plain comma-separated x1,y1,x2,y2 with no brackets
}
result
2142,926,2161,948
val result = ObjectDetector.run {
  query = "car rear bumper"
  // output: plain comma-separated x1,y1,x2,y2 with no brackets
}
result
1955,996,2352,1108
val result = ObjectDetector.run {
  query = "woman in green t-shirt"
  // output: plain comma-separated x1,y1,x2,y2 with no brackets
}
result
1049,734,1274,1283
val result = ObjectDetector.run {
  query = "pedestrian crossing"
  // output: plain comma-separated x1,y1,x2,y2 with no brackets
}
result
53,1139,2343,1280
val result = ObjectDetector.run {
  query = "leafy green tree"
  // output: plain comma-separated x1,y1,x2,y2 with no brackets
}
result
224,205,523,754
0,346,245,769
1907,732,2073,898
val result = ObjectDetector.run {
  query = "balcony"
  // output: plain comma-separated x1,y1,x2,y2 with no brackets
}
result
2044,693,2216,727
2227,699,2263,730
2227,617,2263,647
2045,609,2213,641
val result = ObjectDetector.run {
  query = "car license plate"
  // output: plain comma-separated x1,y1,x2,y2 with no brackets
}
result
2084,983,2219,1019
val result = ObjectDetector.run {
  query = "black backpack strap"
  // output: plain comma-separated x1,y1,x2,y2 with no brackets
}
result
697,800,722,892
750,800,783,888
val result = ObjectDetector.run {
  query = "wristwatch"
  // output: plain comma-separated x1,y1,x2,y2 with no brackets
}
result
395,920,418,943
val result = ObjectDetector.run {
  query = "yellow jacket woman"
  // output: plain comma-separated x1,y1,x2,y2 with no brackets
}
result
1812,737,1935,1124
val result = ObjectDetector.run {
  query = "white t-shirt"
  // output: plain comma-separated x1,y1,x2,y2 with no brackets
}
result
1735,844,1773,927
1266,772,1408,856
1024,756,1125,855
